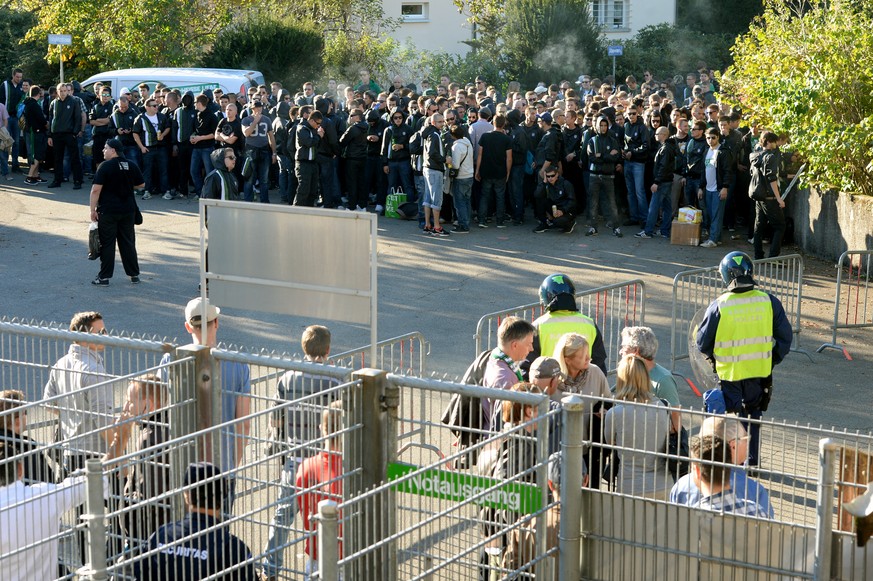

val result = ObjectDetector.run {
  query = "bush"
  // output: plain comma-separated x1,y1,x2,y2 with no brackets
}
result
0,8,57,85
201,15,323,90
722,0,873,196
619,24,734,82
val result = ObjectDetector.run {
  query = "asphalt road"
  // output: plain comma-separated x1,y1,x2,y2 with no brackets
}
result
1,179,870,431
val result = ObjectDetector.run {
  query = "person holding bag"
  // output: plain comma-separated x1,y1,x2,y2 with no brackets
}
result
88,138,143,286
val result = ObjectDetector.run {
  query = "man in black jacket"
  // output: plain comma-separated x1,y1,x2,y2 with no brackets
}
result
23,86,48,185
750,132,786,259
533,168,576,233
422,113,450,236
47,83,84,189
0,68,24,171
189,94,217,195
637,127,675,238
294,111,323,207
622,105,649,226
584,116,623,237
381,108,414,213
339,109,369,211
314,96,341,208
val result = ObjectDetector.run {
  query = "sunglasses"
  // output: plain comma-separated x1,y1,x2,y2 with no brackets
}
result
545,174,558,179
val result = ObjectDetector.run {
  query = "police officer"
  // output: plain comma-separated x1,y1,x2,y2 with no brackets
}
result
696,251,792,468
134,462,257,580
530,273,608,375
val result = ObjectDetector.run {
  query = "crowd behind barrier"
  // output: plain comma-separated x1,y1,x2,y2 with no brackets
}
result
1,297,873,580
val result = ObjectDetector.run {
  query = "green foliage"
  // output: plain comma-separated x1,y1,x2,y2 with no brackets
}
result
21,0,243,79
0,8,54,84
389,45,507,90
201,15,323,89
723,0,873,196
677,0,763,37
502,0,605,87
619,24,734,81
323,31,400,84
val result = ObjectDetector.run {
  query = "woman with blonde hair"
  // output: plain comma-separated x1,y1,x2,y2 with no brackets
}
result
604,355,671,499
554,332,612,487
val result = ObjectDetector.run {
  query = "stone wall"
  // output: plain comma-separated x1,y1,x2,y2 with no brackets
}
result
790,189,873,263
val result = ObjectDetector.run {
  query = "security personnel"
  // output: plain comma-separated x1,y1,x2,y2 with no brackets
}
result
530,273,608,375
696,251,792,467
134,462,257,580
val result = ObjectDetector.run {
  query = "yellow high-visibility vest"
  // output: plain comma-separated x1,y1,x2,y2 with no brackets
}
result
713,290,774,381
533,310,597,360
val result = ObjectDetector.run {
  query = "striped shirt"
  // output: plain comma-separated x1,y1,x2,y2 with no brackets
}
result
695,489,771,518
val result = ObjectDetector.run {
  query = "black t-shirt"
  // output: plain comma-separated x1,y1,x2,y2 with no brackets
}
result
94,157,144,214
216,118,245,153
478,131,512,180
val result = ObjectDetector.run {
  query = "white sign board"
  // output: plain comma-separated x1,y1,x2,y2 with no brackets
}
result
199,200,378,359
48,34,72,45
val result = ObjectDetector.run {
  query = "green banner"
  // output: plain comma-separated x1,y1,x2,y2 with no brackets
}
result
387,462,542,514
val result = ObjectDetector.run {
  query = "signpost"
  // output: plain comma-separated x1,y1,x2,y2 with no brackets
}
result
607,44,623,86
48,34,72,84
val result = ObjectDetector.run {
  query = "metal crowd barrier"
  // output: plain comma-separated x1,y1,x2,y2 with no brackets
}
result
474,280,646,375
670,254,806,371
817,250,873,359
331,331,430,376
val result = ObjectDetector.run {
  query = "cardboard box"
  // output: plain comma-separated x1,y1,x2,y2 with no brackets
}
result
670,220,701,246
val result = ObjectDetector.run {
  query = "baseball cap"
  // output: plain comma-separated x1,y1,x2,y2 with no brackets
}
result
105,138,124,156
538,112,553,124
530,356,562,380
184,462,225,509
576,75,590,84
120,87,131,96
533,85,548,94
185,297,220,324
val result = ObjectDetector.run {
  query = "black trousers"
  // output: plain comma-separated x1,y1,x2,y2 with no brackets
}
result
753,197,786,259
98,212,139,279
52,132,83,185
345,157,367,209
294,161,319,206
92,133,110,168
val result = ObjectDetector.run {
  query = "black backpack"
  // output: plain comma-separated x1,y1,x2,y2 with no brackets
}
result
440,350,491,468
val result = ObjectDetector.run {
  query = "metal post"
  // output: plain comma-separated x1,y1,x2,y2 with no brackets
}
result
814,438,838,580
317,500,340,581
349,368,391,581
818,251,848,353
559,395,584,581
59,46,64,84
383,380,400,580
612,56,616,86
80,459,108,580
535,396,552,581
177,344,220,466
170,345,201,519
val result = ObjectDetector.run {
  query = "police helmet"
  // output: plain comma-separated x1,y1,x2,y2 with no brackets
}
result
539,274,576,308
719,251,754,285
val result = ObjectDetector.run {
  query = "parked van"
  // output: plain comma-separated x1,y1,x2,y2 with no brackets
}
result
80,67,265,98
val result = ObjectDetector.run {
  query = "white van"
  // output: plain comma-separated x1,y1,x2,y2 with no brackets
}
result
80,67,265,98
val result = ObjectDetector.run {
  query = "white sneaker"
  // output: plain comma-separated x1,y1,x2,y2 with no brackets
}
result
162,192,174,200
374,204,384,214
141,191,152,200
700,239,718,248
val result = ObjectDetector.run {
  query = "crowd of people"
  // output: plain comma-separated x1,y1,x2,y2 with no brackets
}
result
1,65,793,254
0,248,792,579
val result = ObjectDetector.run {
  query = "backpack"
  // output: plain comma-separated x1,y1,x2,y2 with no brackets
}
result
440,349,492,468
407,126,424,156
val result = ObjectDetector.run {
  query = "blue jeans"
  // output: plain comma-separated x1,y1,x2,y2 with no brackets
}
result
277,154,292,202
644,182,673,236
704,188,726,243
142,147,169,194
262,457,299,577
453,177,473,228
624,161,647,223
414,173,426,225
479,177,506,225
422,167,444,210
317,155,340,207
387,160,415,204
190,148,213,194
244,148,271,203
7,117,19,170
509,165,526,221
684,177,701,211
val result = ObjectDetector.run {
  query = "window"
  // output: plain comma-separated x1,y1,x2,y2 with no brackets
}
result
400,2,430,22
592,0,626,30
401,2,429,22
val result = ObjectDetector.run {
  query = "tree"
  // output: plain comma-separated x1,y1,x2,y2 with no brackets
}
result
620,24,734,81
21,0,246,78
677,0,763,37
502,0,605,87
201,15,323,90
722,0,873,196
